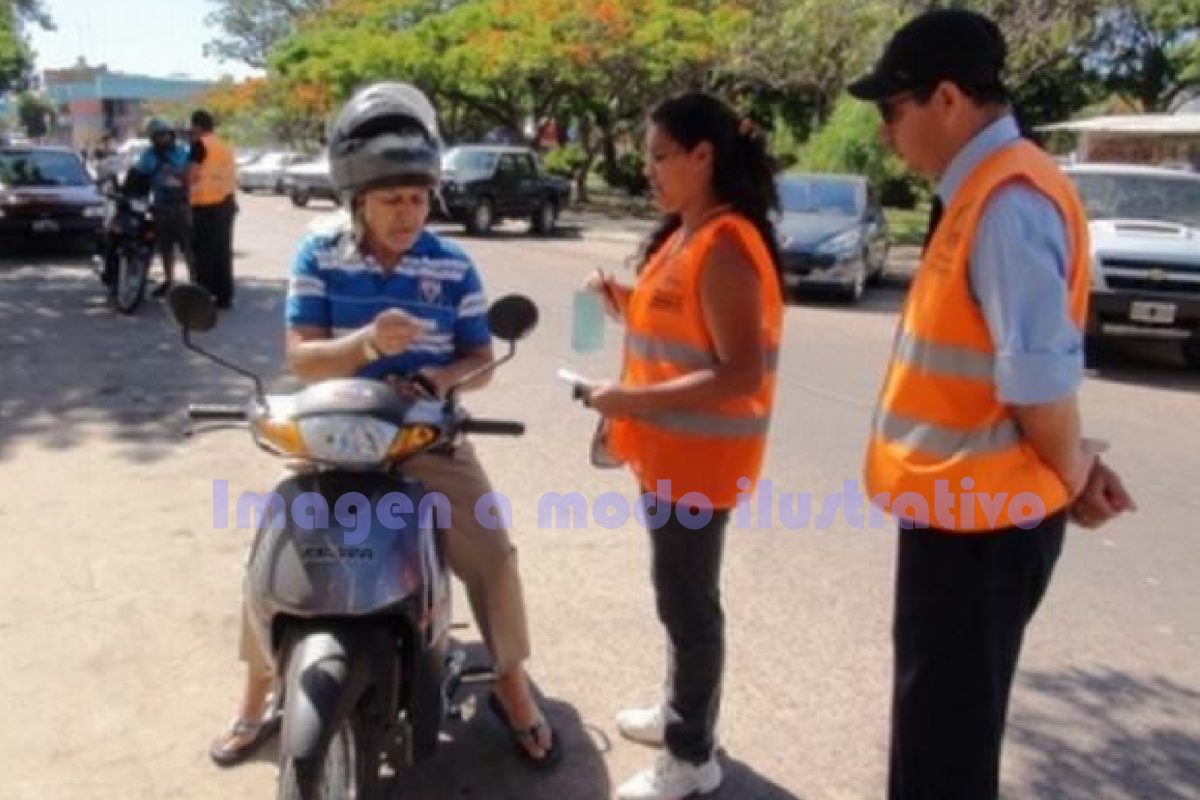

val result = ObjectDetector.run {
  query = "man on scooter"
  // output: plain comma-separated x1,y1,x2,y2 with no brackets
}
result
130,119,194,297
208,82,562,771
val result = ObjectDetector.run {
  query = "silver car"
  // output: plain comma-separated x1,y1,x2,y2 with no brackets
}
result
775,173,890,303
239,151,314,194
1065,164,1200,366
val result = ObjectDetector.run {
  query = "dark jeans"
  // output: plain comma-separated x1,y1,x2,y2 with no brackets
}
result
889,512,1067,800
192,196,236,305
152,204,193,280
649,502,730,764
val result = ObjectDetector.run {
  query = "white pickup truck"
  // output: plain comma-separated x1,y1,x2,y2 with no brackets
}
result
1064,164,1200,367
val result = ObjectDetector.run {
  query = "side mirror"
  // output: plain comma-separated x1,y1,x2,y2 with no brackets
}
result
487,294,538,343
168,283,218,333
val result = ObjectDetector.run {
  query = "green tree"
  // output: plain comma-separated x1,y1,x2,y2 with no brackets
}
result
17,90,54,137
530,0,747,196
270,0,473,113
798,93,920,206
273,0,746,200
1,0,53,93
895,1,1107,129
1087,0,1200,111
204,0,333,68
727,0,899,126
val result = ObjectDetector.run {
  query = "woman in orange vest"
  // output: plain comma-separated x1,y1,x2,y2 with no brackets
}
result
582,93,783,800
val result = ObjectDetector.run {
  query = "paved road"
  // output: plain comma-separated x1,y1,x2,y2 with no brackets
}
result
2,194,1198,799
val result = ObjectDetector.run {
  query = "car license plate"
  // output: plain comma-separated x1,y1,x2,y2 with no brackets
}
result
32,219,59,233
1130,301,1177,325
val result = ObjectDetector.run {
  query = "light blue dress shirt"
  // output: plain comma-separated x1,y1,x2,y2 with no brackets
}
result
936,115,1084,405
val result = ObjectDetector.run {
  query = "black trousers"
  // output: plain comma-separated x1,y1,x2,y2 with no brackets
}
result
152,204,193,280
889,512,1067,800
649,503,730,764
192,196,236,305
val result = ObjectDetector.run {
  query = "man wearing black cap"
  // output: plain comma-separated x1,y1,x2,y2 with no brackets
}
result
189,109,238,308
849,9,1135,800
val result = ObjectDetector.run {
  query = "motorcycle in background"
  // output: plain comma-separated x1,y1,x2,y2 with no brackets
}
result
94,176,156,315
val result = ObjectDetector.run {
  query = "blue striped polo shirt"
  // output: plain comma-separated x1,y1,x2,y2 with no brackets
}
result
285,223,492,379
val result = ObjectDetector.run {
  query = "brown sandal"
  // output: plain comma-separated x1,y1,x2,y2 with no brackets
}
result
209,714,282,768
487,692,564,770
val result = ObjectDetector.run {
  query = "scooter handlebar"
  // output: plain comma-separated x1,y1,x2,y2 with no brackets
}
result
459,418,525,436
187,404,247,422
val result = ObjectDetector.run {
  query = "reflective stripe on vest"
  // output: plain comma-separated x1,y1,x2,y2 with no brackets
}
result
609,213,783,508
863,139,1090,531
625,331,781,372
642,409,772,438
894,331,994,382
875,410,1022,458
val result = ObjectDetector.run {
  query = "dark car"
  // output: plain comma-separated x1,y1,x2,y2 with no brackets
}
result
0,146,107,247
775,173,889,302
435,145,572,235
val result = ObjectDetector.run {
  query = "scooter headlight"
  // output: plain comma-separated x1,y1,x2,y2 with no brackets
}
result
298,415,400,466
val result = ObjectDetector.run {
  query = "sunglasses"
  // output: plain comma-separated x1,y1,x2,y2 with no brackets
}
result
876,92,920,124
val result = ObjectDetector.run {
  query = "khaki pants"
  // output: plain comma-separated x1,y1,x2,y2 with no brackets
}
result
240,441,531,677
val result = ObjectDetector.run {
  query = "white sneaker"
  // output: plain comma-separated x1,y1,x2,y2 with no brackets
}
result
616,754,723,800
616,704,672,747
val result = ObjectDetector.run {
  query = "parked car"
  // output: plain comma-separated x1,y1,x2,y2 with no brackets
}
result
282,157,340,207
239,151,314,194
0,146,107,246
95,138,150,184
235,149,262,169
774,173,889,302
435,145,571,235
1064,163,1200,367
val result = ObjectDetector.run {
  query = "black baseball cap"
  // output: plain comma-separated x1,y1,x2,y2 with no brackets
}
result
847,8,1008,101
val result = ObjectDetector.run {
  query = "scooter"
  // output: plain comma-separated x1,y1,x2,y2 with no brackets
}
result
167,284,538,800
95,178,156,315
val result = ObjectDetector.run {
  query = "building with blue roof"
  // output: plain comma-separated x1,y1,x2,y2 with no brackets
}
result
40,60,214,150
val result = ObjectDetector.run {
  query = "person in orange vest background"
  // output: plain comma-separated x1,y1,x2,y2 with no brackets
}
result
188,109,238,308
581,93,783,800
849,9,1136,799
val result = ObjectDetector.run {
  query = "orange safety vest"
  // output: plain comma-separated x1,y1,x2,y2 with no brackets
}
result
864,140,1091,532
190,133,237,206
609,213,783,510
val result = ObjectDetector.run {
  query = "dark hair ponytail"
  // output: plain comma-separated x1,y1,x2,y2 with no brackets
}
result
636,93,782,278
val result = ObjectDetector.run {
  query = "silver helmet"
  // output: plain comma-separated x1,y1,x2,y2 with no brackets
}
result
327,82,442,199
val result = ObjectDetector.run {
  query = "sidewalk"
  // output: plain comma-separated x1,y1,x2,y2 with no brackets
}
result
561,208,658,245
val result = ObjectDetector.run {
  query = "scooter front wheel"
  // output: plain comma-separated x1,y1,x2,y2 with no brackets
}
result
276,626,379,800
278,710,368,800
115,247,149,314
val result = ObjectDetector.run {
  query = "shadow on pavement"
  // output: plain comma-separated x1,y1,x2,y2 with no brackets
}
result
247,641,614,799
712,752,807,799
441,225,587,243
786,276,909,317
1086,340,1200,393
784,245,915,317
1007,666,1200,800
0,243,293,462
